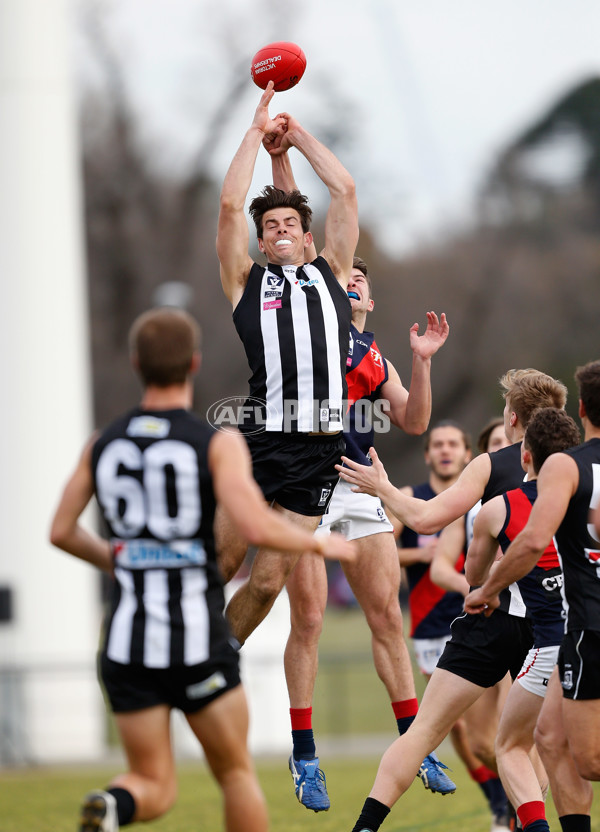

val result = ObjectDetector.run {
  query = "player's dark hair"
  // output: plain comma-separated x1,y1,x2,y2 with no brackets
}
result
500,368,567,428
575,360,600,427
352,256,373,297
524,407,581,473
477,417,505,453
249,185,312,237
424,419,472,453
129,307,201,387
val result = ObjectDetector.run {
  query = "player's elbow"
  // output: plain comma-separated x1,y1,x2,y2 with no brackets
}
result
49,518,68,551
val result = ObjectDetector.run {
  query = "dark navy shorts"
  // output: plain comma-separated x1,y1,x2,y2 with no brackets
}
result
243,430,345,516
436,610,534,687
559,630,600,700
100,642,241,714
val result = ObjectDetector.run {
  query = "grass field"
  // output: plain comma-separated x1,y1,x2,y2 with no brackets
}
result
3,754,600,831
3,606,599,830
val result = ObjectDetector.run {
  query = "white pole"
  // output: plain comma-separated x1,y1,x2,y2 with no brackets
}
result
0,0,103,762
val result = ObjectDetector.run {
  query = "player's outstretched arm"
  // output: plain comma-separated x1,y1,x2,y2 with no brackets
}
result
338,446,492,535
275,111,358,285
380,313,449,434
209,429,356,562
217,82,286,306
49,438,113,574
266,135,318,262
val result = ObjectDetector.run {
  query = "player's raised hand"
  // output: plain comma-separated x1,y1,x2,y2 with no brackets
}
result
409,312,449,360
252,81,287,136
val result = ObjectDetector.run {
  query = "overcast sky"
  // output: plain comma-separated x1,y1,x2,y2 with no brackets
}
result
77,0,600,254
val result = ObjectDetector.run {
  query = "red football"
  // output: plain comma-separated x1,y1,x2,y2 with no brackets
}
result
250,42,306,92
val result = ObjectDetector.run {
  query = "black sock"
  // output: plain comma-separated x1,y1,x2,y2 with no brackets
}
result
107,787,136,826
351,796,391,832
478,776,508,816
523,821,549,832
396,714,416,735
559,815,592,832
292,728,316,760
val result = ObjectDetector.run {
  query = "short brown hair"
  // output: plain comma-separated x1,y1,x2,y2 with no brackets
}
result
129,307,201,387
352,256,373,297
500,369,567,428
248,185,312,238
575,360,600,427
524,407,581,473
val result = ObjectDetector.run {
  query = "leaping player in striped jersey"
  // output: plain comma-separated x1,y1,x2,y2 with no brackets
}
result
216,81,359,812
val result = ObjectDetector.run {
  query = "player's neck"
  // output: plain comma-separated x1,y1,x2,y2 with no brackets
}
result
351,311,367,333
584,423,600,442
140,382,192,411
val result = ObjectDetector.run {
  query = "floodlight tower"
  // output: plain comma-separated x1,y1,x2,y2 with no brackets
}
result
0,0,103,762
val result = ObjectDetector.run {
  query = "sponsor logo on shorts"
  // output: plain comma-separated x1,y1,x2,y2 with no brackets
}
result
562,664,573,690
186,671,227,700
376,507,386,521
318,487,332,507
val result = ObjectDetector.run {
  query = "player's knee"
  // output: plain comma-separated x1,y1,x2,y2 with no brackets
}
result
144,778,178,820
365,598,403,636
290,606,324,640
250,573,285,607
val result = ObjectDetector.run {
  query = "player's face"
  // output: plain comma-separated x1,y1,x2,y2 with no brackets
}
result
487,423,510,453
425,426,471,481
258,207,309,265
347,268,374,316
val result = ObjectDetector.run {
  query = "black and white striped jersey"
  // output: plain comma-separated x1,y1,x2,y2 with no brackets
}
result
91,408,231,668
232,256,352,433
554,437,600,633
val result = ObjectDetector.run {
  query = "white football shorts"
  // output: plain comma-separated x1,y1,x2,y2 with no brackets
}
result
315,478,393,541
412,635,451,677
516,644,560,697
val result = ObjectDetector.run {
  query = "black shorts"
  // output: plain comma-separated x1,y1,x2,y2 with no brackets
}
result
558,630,600,700
436,610,534,688
243,430,345,516
99,643,241,714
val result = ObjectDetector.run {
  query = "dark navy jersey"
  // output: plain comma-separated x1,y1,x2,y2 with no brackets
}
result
498,480,565,647
482,442,525,504
343,324,389,464
400,483,465,638
91,408,231,668
232,256,351,433
554,438,600,633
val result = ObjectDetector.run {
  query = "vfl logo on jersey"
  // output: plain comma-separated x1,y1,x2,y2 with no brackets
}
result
127,416,171,438
370,346,383,367
318,487,332,507
264,273,285,300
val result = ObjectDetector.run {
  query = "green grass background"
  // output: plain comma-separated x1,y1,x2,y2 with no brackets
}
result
3,606,600,830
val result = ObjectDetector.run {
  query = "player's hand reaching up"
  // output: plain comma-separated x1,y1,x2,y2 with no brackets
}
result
409,312,449,360
252,81,287,138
